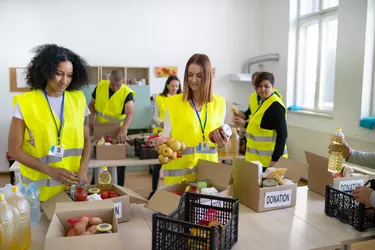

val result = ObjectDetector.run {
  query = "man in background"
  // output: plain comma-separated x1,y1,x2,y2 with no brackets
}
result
89,70,135,186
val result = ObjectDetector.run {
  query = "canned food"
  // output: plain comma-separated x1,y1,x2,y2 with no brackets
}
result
89,187,100,195
96,223,113,234
208,124,232,143
262,178,278,188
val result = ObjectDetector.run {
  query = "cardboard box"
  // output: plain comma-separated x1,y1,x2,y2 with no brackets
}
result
232,157,309,212
305,151,369,196
41,184,147,223
145,160,233,215
94,123,126,160
44,200,122,250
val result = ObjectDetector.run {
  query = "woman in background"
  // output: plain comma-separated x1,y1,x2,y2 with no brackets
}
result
152,54,228,186
149,75,182,199
8,44,91,201
234,72,288,168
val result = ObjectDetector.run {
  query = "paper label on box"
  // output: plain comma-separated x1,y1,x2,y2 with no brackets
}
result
264,189,292,208
114,202,122,219
338,179,365,191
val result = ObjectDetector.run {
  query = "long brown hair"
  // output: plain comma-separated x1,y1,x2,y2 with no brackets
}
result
182,54,214,104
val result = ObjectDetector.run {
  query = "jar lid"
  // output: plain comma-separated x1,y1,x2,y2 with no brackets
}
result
222,124,233,137
89,188,100,194
262,178,278,187
96,223,112,232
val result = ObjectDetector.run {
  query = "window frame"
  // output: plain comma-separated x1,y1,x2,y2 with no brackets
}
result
294,0,339,114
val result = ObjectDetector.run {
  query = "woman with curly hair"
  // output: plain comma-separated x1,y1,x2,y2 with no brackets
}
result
8,44,91,201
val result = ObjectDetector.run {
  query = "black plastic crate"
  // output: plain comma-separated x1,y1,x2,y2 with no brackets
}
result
325,179,375,231
152,192,239,250
134,138,158,160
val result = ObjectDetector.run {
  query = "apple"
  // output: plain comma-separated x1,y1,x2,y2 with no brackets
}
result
162,147,173,157
158,144,167,155
170,151,177,160
179,142,186,152
159,154,170,164
169,140,181,152
166,138,175,147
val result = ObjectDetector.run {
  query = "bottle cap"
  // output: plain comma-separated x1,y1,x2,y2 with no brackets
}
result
102,166,108,171
336,127,342,131
262,178,278,187
11,186,18,193
96,223,112,232
0,193,4,200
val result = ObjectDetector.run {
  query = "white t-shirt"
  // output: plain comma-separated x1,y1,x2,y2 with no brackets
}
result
13,95,90,146
162,102,227,137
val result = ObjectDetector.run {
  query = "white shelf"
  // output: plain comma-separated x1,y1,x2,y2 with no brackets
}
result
230,73,252,82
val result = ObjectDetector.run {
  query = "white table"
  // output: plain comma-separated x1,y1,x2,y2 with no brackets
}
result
33,204,341,250
287,187,375,250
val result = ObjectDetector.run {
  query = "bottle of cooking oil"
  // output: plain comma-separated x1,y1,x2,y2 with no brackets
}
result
328,127,345,173
184,167,197,183
7,186,31,250
99,166,112,190
227,128,240,157
0,192,19,250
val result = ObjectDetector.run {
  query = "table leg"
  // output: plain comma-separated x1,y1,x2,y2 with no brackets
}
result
109,167,118,185
344,244,351,250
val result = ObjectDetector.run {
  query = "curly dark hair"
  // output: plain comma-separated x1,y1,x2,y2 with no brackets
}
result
26,44,90,90
159,75,182,97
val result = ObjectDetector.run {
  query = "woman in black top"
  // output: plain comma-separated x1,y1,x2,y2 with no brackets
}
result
234,72,287,167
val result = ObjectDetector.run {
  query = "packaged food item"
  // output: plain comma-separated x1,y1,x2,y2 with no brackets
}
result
208,124,232,144
262,178,278,187
197,179,209,190
74,184,88,202
88,193,102,201
97,136,105,145
201,187,218,195
187,183,201,194
88,188,100,195
231,106,240,116
105,135,112,144
96,223,113,234
264,168,287,185
70,184,76,200
342,166,354,177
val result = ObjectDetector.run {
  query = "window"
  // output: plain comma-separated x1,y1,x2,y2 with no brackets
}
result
295,0,339,112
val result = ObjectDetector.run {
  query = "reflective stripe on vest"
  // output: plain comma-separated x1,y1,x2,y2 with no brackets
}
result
246,133,276,142
181,147,218,155
95,110,123,123
39,148,83,164
21,175,61,187
163,166,197,177
246,147,288,156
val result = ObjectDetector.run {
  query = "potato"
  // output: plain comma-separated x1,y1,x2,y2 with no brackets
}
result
74,221,87,235
78,216,90,224
66,227,76,237
89,217,103,226
87,225,97,234
81,232,92,236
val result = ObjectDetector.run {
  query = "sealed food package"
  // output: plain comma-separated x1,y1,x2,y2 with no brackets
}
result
264,168,287,185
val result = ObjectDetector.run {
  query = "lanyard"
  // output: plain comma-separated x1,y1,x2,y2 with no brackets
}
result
43,90,65,144
191,99,208,141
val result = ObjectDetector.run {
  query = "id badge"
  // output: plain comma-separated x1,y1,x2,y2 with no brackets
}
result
49,145,65,157
197,142,210,153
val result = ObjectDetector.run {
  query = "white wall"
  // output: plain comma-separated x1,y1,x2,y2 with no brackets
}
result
0,0,261,171
260,0,375,169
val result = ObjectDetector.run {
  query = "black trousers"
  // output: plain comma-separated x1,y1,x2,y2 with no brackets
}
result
152,164,162,191
91,166,126,187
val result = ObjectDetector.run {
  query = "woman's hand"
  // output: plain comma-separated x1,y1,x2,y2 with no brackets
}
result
160,121,164,128
212,130,229,148
353,186,373,206
233,117,246,128
77,167,88,185
269,161,277,167
151,136,166,148
328,136,352,160
47,166,79,185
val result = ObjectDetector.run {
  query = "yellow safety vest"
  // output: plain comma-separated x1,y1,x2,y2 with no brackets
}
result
249,89,283,116
162,94,226,185
153,95,167,135
13,90,86,201
94,80,136,125
245,93,288,167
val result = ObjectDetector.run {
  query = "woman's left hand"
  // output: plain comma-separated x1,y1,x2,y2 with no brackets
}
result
269,161,277,167
77,167,88,185
212,130,228,148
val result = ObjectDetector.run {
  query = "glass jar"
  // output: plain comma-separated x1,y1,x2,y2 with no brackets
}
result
96,223,113,234
88,187,100,195
74,184,88,202
188,183,201,194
